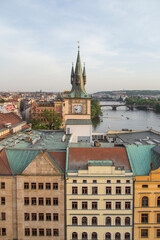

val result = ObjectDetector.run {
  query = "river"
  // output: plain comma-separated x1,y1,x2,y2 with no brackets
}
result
93,101,160,132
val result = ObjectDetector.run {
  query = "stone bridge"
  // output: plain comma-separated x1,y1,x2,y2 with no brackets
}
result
100,104,150,110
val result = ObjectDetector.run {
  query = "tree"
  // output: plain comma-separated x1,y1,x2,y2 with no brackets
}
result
91,99,102,120
42,109,62,130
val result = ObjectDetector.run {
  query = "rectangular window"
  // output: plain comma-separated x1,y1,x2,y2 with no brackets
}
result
39,213,44,221
53,198,58,205
142,185,148,188
53,183,58,190
25,228,30,236
141,229,148,237
53,213,59,221
116,187,121,195
125,202,131,209
24,197,29,205
93,180,97,183
72,201,78,209
38,183,43,190
53,229,59,236
1,197,5,205
117,180,121,183
92,202,98,210
82,201,88,209
1,212,6,221
31,183,36,190
82,187,88,195
83,180,87,183
31,197,36,205
24,182,29,189
1,182,5,189
2,228,6,236
39,198,44,205
46,183,51,190
46,229,52,236
32,213,37,221
106,187,111,195
158,185,160,188
125,187,131,194
141,214,148,223
72,187,78,195
46,213,51,221
46,198,51,206
126,180,130,183
107,180,111,183
92,187,98,195
39,229,44,236
24,213,30,221
115,202,121,209
73,180,77,183
157,229,160,238
32,228,37,236
157,214,160,223
106,202,111,209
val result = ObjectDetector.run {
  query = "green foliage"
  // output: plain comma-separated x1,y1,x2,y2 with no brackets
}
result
125,97,160,113
91,99,102,120
30,109,62,130
42,109,62,130
0,99,5,103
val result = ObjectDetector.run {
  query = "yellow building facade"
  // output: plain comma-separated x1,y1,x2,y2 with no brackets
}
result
134,168,160,240
66,160,134,240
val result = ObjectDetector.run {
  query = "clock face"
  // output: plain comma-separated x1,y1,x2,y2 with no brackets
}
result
74,105,82,113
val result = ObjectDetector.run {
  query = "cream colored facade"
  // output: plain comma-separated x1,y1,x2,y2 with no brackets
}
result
0,152,65,240
66,162,133,240
134,167,160,240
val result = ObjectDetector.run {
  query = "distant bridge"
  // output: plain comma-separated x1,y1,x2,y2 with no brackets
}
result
100,104,151,110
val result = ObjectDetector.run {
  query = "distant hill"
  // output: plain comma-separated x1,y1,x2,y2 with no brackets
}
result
92,90,160,96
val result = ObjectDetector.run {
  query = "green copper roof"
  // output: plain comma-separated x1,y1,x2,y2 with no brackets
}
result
88,160,113,166
6,149,39,175
126,145,159,176
66,119,92,125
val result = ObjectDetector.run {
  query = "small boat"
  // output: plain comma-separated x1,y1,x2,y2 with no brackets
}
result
126,117,130,119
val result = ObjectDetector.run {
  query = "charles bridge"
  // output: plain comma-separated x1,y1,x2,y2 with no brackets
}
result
100,104,152,110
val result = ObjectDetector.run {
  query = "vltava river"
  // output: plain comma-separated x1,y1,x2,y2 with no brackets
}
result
93,101,160,132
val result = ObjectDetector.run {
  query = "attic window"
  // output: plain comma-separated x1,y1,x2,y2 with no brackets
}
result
142,185,148,188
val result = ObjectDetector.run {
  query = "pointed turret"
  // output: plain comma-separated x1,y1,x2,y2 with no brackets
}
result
67,47,90,99
83,63,86,85
71,63,74,85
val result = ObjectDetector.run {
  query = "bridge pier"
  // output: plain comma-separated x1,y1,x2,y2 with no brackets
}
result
112,106,117,110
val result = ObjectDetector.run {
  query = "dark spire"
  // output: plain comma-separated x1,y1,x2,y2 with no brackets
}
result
71,63,74,85
75,47,83,86
83,63,86,85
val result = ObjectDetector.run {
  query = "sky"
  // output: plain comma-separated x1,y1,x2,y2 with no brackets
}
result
0,0,160,93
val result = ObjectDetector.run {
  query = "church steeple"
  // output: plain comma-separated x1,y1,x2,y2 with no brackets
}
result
68,47,89,98
83,63,86,85
71,63,74,85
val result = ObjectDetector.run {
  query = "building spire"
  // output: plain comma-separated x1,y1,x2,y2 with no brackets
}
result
83,63,86,85
71,63,74,85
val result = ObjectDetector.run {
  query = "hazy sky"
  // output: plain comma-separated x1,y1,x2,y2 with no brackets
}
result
0,0,160,93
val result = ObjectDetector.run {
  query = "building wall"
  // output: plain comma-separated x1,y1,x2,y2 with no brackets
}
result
66,124,92,142
134,168,160,240
66,165,133,240
0,176,15,239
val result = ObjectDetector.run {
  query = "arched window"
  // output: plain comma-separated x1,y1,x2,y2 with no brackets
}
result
142,196,148,207
92,232,98,240
106,217,111,225
157,197,160,207
72,232,78,240
125,217,130,225
115,232,121,240
92,217,97,225
125,232,130,240
72,217,78,225
105,232,111,240
82,217,87,225
82,232,88,240
115,217,121,225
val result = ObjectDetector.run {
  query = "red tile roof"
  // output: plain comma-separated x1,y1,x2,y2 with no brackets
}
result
68,147,131,171
48,151,66,172
0,113,22,129
0,149,12,175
